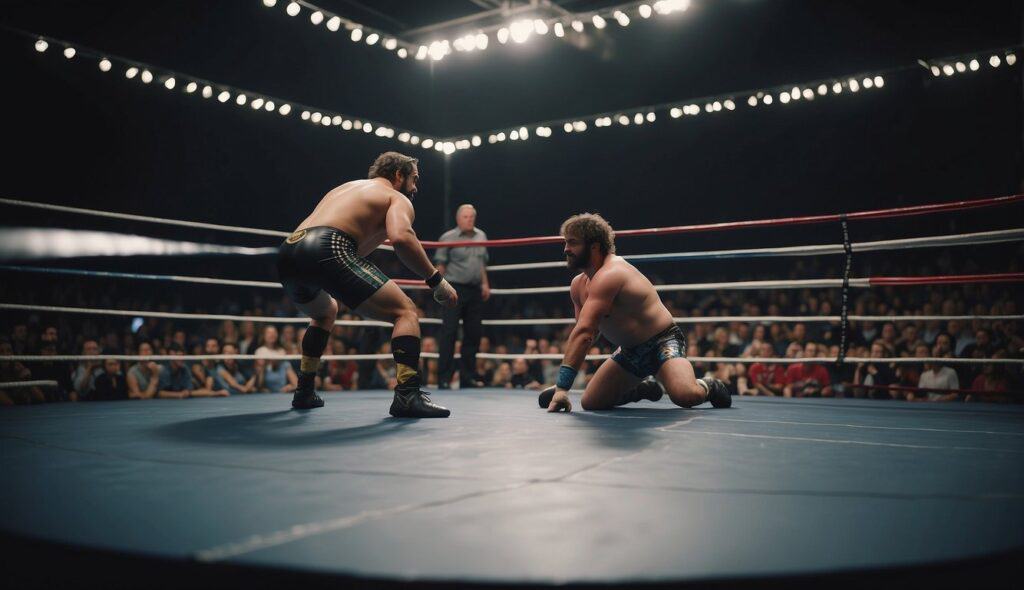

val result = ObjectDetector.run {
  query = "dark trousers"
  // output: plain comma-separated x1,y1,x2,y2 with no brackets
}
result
438,282,483,385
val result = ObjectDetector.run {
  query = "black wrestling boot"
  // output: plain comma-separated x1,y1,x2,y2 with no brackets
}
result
390,384,451,418
292,373,324,409
624,377,664,404
699,377,732,408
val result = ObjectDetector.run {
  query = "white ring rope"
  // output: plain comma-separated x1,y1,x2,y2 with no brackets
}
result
487,228,1024,271
1,303,1020,327
0,380,59,388
4,354,1022,365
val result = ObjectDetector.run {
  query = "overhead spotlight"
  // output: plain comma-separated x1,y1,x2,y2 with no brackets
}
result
801,88,813,100
140,69,153,83
263,100,274,111
1007,53,1017,66
185,81,197,93
779,92,790,104
639,4,653,18
817,83,827,95
410,135,420,145
763,94,773,105
534,19,548,35
849,78,859,92
162,77,175,90
510,130,520,141
747,95,757,106
496,132,506,141
384,38,398,50
476,33,488,49
235,93,247,106
634,113,644,124
457,139,471,149
510,20,533,43
326,16,341,31
989,55,1001,68
251,97,264,109
724,99,736,110
873,75,884,87
592,15,607,29
832,81,842,93
862,77,873,88
955,61,966,73
311,112,322,123
968,59,980,71
331,115,342,125
63,47,76,59
614,11,630,26
488,135,497,144
397,47,408,58
279,103,291,115
263,0,277,6
286,2,300,17
535,126,545,136
320,118,330,127
422,138,434,149
618,114,629,125
366,33,380,45
99,58,112,72
202,85,213,98
428,41,447,61
646,111,656,122
564,122,574,133
341,119,353,130
712,101,721,111
554,22,564,37
497,28,510,44
309,11,323,25
360,123,371,133
573,121,587,131
351,28,363,42
790,87,800,100
415,45,428,59
670,107,682,118
444,143,456,155
942,64,954,76
930,65,941,76
218,91,230,103
704,103,712,113
571,20,584,32
453,37,466,52
301,110,310,120
34,39,48,52
519,126,528,139
471,135,482,146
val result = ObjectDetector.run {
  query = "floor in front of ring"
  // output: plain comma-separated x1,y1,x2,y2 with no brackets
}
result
1,390,1023,584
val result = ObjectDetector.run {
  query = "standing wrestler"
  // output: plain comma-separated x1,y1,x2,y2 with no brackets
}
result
277,152,458,417
542,213,731,412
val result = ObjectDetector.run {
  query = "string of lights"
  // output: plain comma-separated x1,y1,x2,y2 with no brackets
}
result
261,0,694,63
13,26,1019,158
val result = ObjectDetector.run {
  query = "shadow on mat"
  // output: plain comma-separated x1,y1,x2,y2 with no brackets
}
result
153,411,416,448
566,407,705,450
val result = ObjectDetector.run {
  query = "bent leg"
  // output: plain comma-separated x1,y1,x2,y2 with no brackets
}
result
355,281,421,339
657,358,709,408
580,358,642,411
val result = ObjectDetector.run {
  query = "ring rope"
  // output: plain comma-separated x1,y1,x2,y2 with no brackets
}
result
837,214,853,367
3,194,1020,250
487,228,1024,272
2,303,1020,328
0,380,59,388
4,354,1022,365
3,266,1021,294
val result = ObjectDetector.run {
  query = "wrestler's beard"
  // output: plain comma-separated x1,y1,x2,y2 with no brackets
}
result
566,248,590,270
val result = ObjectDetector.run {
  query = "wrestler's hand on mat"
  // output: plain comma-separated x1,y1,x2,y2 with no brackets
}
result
547,388,572,413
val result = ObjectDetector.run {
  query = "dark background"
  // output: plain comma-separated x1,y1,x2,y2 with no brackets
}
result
0,0,1021,277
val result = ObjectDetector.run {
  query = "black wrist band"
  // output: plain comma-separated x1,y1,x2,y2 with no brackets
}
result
425,271,442,288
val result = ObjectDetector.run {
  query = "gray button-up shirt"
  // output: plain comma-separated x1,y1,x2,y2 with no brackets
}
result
433,227,489,285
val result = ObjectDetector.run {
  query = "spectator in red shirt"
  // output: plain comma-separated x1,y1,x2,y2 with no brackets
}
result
784,342,833,398
743,342,787,396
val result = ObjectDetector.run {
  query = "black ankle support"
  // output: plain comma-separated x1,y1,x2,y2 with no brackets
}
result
302,325,331,360
392,335,422,387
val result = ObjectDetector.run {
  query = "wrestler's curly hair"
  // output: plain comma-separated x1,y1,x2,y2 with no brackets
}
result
368,152,418,182
560,213,616,255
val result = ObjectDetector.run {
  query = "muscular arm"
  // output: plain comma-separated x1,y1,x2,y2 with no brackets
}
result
561,272,620,374
386,194,437,279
